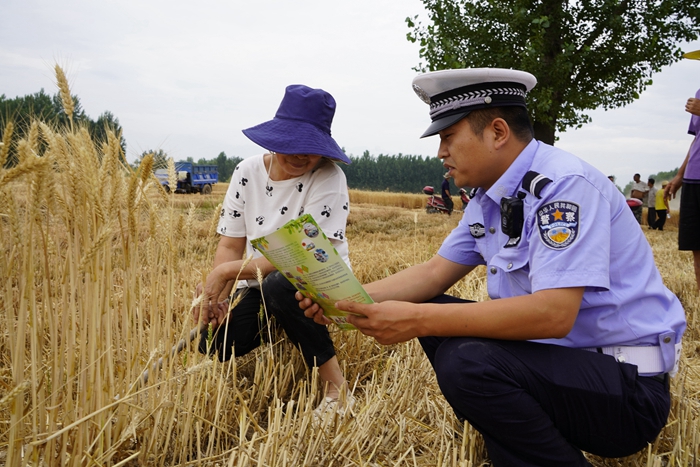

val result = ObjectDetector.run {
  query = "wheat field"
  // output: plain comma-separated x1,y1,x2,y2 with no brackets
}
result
0,67,698,466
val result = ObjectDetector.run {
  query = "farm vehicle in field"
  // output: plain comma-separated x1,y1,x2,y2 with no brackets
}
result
154,162,218,194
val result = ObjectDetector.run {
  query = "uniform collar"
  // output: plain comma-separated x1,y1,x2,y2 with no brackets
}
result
481,139,539,204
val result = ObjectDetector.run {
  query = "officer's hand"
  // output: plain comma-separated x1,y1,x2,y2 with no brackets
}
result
343,300,419,345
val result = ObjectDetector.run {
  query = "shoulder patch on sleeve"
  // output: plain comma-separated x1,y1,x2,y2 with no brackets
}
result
537,201,579,250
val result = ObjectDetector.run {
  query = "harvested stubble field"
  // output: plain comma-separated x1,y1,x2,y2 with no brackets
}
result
1,70,699,466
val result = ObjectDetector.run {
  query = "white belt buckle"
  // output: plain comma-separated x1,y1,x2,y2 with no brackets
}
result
613,347,627,364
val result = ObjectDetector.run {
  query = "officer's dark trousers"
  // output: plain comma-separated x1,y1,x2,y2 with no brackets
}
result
198,271,336,368
419,295,671,467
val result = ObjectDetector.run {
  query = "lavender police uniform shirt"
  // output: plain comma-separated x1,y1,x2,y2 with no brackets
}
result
685,88,700,181
438,140,685,372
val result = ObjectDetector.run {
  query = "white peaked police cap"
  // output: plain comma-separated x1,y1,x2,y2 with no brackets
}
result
412,68,537,137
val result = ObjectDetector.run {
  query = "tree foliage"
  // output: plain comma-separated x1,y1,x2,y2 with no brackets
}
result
406,0,700,144
91,111,126,156
195,152,243,183
340,151,456,193
186,151,450,190
140,149,170,170
0,89,126,166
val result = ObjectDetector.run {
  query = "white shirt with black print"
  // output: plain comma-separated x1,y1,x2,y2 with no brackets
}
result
217,154,351,288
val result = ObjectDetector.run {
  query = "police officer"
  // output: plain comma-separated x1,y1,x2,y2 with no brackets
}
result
300,68,686,466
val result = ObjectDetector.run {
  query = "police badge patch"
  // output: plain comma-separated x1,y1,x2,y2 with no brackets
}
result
469,223,486,238
537,201,579,250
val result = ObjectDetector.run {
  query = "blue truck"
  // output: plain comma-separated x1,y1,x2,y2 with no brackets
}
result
154,162,218,194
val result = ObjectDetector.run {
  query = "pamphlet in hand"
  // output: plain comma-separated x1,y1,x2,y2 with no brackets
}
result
250,214,372,331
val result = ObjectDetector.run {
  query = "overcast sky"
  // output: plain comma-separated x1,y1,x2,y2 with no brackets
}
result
1,0,699,187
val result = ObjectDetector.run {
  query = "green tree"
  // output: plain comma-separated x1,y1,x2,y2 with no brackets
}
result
189,152,243,182
650,168,680,184
1,89,125,166
140,149,170,169
406,1,700,144
1,89,56,125
90,111,127,157
51,92,89,126
341,151,451,192
215,151,243,182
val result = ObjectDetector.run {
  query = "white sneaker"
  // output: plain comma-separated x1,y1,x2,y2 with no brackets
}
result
312,393,356,426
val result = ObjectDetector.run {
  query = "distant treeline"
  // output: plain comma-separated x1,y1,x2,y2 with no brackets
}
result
189,151,453,194
160,151,683,197
188,152,243,184
340,151,451,194
1,89,127,167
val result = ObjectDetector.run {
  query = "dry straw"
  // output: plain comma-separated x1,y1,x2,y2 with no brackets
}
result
0,65,697,467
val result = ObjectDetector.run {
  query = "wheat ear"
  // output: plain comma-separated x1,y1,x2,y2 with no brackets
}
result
0,121,13,167
0,381,31,408
0,156,49,186
54,65,74,122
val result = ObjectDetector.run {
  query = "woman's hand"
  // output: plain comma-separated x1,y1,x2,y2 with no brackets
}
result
192,293,229,328
201,263,232,304
297,291,332,325
192,263,235,327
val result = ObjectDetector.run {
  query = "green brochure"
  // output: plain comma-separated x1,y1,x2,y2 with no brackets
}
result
250,214,372,331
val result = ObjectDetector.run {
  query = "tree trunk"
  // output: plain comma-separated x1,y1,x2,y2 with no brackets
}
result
533,120,556,145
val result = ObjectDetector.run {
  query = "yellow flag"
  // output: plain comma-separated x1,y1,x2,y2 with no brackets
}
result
682,50,700,60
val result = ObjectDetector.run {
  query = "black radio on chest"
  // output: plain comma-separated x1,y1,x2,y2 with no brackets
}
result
500,192,526,239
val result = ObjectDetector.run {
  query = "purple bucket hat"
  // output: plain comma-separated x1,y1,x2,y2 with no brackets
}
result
242,84,351,164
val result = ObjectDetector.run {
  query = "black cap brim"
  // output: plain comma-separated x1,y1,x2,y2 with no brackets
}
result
420,111,471,138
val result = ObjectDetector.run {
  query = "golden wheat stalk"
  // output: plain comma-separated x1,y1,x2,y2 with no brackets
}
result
139,153,154,185
167,157,177,194
0,380,31,408
0,155,50,186
139,252,256,386
54,65,74,122
0,121,13,167
27,120,39,153
78,225,113,273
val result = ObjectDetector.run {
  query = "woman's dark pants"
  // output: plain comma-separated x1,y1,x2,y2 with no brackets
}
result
198,271,337,369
